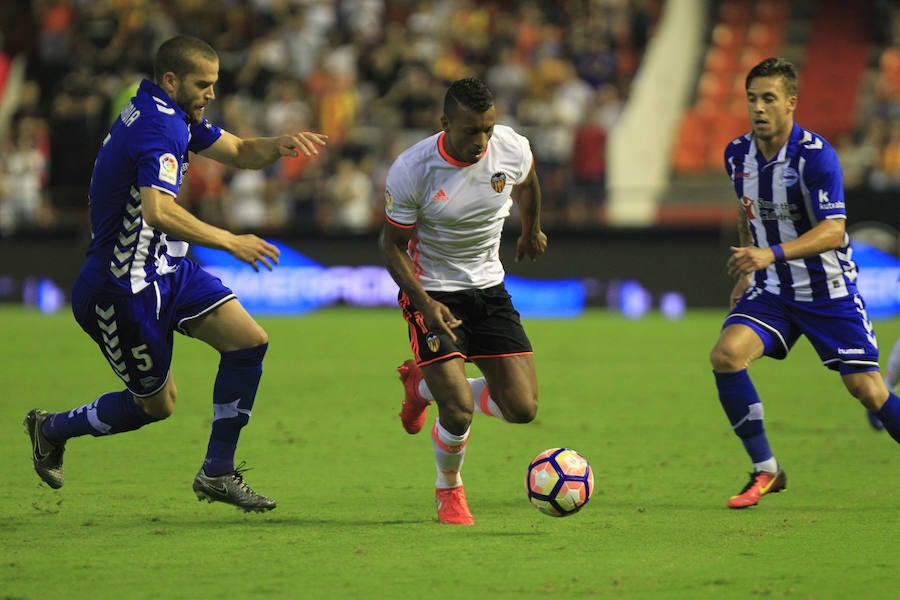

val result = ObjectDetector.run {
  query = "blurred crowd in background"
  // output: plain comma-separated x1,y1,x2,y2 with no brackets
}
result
0,0,897,239
0,0,660,236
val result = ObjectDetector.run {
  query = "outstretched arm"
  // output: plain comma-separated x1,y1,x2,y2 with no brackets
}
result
200,129,328,170
141,186,279,272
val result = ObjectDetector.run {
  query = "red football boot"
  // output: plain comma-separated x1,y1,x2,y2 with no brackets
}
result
398,359,430,434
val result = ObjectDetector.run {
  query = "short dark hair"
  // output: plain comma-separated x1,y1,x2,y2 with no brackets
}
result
444,78,494,118
746,57,798,97
154,35,218,82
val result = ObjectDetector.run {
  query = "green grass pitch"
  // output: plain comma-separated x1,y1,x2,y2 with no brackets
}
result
2,306,899,599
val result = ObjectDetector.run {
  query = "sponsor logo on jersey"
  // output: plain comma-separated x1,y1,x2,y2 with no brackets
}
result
491,172,507,193
431,188,449,202
817,189,844,210
384,189,394,215
741,195,755,219
837,347,865,355
757,198,800,222
426,332,441,352
158,153,178,185
729,157,755,180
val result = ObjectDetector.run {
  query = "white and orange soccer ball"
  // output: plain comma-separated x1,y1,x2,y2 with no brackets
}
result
526,447,594,517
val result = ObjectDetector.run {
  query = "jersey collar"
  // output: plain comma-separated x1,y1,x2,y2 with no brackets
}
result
437,132,476,167
138,78,190,124
751,122,802,167
783,122,804,159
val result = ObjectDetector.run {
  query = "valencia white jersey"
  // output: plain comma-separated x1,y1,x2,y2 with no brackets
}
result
384,124,533,291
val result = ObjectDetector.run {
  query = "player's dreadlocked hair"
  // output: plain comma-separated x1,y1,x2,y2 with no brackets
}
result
444,78,494,118
154,35,218,83
746,57,798,97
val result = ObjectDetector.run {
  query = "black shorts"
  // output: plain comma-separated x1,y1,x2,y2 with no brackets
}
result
400,283,533,366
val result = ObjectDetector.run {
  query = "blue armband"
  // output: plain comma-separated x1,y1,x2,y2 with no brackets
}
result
771,244,785,262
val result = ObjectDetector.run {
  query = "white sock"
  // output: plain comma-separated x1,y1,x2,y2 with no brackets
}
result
432,418,469,489
418,375,507,421
417,379,434,402
468,377,507,421
753,457,779,473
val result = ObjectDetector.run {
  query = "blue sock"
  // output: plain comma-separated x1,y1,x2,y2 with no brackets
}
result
876,391,900,444
203,343,267,477
715,370,774,465
43,390,160,442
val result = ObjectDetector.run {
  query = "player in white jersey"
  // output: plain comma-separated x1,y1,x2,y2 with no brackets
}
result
709,58,900,508
23,36,327,511
379,78,547,524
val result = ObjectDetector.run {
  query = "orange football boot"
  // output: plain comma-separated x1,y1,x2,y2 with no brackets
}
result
727,469,786,508
436,486,475,525
398,359,430,434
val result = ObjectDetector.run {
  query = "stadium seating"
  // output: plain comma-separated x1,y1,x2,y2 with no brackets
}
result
671,0,789,175
795,0,873,144
671,0,876,176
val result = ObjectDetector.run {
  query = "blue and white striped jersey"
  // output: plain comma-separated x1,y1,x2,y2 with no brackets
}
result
82,79,222,294
724,122,857,302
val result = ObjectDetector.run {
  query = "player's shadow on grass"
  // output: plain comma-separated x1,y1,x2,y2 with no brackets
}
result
150,515,550,531
156,515,434,527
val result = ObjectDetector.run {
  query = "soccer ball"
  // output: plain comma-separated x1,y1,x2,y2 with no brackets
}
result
526,447,594,517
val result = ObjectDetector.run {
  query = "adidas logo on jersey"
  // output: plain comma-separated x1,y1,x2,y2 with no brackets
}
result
431,189,449,202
